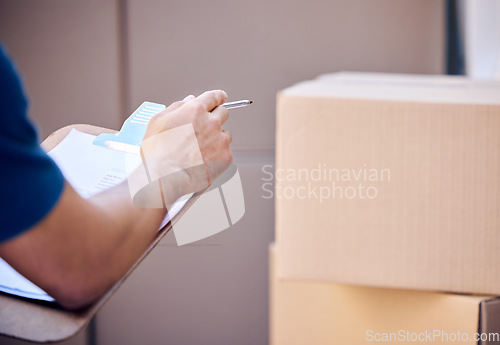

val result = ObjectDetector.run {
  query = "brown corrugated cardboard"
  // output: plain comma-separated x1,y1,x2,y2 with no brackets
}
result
276,72,500,295
269,244,500,345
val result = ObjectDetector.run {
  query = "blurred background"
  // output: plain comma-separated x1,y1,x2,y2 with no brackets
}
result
0,0,498,344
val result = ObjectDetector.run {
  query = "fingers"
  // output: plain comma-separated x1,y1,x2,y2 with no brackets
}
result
164,95,196,112
194,90,228,112
211,105,229,126
164,101,185,112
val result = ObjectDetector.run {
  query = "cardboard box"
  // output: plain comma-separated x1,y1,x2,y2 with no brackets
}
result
276,72,500,294
270,244,500,345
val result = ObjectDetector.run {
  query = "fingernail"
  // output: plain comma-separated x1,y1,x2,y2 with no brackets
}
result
183,95,195,101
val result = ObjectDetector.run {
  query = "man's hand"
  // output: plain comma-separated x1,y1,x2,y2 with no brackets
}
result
136,90,233,207
0,90,235,309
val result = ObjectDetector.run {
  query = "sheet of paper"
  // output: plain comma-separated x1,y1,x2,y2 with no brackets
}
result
0,259,55,302
0,129,191,302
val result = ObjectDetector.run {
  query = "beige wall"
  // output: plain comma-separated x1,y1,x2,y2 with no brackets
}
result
0,0,122,139
0,0,444,344
125,0,444,150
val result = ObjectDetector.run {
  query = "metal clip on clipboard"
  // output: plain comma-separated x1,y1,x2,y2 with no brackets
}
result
92,101,166,153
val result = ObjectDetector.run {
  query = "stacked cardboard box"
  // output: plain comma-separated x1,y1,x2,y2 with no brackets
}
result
272,73,500,344
270,245,500,345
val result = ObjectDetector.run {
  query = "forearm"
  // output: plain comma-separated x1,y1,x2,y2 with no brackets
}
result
0,182,167,309
81,182,167,302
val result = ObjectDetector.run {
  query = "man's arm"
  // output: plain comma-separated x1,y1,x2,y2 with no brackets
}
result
0,181,165,309
0,90,231,309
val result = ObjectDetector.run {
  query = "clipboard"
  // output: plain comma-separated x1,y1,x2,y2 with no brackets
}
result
0,123,202,343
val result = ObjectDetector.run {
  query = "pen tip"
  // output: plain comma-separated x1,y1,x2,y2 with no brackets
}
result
249,100,253,104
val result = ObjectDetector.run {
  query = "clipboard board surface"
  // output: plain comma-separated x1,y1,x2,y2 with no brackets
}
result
0,124,201,343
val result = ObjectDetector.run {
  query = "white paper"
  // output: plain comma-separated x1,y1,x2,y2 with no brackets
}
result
0,129,190,302
0,259,55,302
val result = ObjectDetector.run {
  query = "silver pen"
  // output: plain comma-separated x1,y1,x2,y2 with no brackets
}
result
222,100,253,109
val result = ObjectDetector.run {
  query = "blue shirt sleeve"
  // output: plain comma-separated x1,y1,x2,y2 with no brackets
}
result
0,45,65,242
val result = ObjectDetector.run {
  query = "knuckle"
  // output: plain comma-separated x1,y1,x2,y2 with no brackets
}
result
186,101,204,114
148,114,159,126
225,149,233,162
185,108,202,125
188,113,199,126
147,113,163,129
150,110,164,122
221,133,231,148
194,102,205,113
223,130,232,143
221,108,229,120
208,117,221,131
214,91,222,105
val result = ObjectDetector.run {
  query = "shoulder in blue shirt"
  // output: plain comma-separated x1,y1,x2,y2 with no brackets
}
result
0,45,65,242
